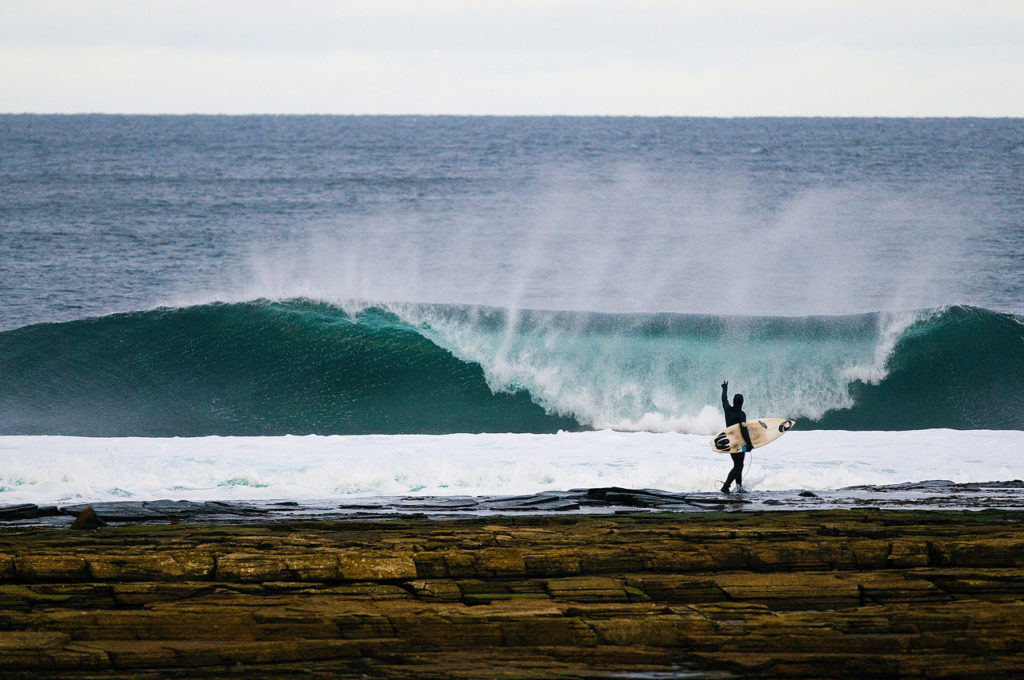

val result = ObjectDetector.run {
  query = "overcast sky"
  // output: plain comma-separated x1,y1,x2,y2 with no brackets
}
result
1,0,1022,116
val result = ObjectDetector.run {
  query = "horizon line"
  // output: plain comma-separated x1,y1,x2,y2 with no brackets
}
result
2,112,1022,119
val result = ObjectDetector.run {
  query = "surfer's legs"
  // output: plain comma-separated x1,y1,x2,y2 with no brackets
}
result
722,451,745,492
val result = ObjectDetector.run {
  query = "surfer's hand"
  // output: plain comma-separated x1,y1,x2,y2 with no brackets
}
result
721,381,728,390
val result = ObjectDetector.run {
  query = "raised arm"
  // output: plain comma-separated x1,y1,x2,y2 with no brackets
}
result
721,381,729,410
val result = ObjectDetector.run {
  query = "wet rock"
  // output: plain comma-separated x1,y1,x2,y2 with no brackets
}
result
67,503,164,523
0,505,50,521
86,550,215,580
69,506,104,531
0,510,1023,678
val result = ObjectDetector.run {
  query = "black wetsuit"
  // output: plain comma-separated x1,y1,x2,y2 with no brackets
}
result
721,384,753,491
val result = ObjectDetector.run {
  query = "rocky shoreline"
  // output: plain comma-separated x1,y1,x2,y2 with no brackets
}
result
1,509,1022,678
3,480,1024,529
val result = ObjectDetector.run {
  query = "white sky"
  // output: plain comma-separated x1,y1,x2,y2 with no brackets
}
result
1,0,1022,116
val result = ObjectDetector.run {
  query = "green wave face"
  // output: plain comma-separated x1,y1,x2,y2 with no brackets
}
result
0,301,578,436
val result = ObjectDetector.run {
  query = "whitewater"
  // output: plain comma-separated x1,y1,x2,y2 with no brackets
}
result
2,430,1022,507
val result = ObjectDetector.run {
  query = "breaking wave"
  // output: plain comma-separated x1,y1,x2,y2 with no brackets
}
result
1,301,1020,436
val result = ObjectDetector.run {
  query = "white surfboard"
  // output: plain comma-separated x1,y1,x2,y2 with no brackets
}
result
711,418,795,453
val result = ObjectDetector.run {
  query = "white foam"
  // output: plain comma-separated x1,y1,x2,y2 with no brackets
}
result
396,304,904,432
1,430,1021,506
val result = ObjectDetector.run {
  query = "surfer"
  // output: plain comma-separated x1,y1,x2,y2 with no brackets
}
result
720,381,753,493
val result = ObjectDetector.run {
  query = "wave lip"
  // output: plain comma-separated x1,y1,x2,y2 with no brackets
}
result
0,301,1020,436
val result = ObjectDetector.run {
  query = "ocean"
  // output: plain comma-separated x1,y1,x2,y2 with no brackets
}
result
1,115,1022,513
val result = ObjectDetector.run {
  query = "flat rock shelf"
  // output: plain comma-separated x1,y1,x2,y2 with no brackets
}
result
1,510,1023,678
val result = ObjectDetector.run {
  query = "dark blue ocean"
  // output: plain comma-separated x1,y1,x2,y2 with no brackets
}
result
2,116,1023,437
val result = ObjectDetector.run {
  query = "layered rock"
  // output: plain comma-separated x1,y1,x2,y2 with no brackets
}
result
0,510,1022,678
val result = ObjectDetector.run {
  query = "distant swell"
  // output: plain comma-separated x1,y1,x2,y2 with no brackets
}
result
0,301,1021,436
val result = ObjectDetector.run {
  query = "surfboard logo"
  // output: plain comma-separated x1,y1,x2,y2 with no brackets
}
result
758,420,768,429
713,433,730,452
778,419,795,433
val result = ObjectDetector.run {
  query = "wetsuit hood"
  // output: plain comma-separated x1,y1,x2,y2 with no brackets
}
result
733,394,744,409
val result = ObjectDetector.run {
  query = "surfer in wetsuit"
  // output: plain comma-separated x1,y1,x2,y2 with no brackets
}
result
720,381,753,493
